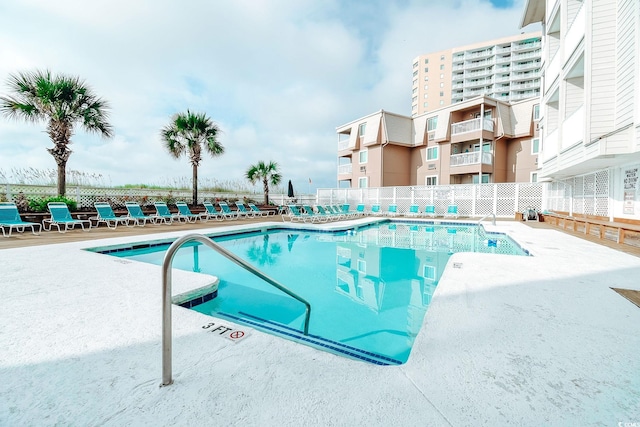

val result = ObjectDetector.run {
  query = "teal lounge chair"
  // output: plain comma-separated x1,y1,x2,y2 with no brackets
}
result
355,204,366,216
444,204,459,219
126,202,161,225
404,204,420,217
383,204,398,217
421,205,436,218
247,203,272,217
303,205,328,223
235,202,255,218
282,205,313,222
218,202,240,220
368,204,381,216
154,202,181,223
44,202,91,233
202,201,224,221
176,201,206,223
0,202,42,237
316,205,340,221
92,202,132,229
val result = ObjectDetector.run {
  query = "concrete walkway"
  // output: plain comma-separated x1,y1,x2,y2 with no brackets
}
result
1,219,639,426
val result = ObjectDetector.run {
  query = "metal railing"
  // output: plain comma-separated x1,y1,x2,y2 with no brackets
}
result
450,151,493,167
477,213,496,226
161,233,311,386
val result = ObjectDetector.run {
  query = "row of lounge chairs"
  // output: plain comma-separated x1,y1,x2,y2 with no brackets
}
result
0,200,275,237
280,203,460,223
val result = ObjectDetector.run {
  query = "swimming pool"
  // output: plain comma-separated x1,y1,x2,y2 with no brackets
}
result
97,221,528,364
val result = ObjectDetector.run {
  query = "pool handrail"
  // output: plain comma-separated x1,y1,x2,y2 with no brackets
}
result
477,213,496,226
161,233,311,387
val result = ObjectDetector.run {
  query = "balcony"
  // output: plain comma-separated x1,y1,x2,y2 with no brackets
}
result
338,164,352,174
512,41,541,51
450,151,493,166
451,117,494,135
338,139,351,151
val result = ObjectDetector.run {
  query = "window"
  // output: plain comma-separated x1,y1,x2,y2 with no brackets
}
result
423,102,428,107
425,175,437,186
439,91,444,97
440,82,444,88
530,172,538,183
440,64,444,70
533,104,540,120
413,70,418,77
424,58,429,64
359,150,368,164
424,85,428,90
440,55,445,60
472,174,491,184
531,138,540,154
358,177,368,189
427,116,438,131
358,123,366,136
440,73,444,79
439,100,444,105
424,76,429,81
424,94,428,98
424,67,428,72
427,146,438,160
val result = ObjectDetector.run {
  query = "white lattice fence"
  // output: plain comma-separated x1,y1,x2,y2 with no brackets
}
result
548,170,610,217
318,183,545,218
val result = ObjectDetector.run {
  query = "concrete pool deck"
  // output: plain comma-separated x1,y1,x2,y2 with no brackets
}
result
1,219,639,426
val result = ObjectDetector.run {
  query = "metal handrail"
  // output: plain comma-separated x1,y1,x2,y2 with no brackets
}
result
161,233,311,387
477,213,496,226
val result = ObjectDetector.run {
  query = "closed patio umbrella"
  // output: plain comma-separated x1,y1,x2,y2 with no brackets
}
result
287,180,295,198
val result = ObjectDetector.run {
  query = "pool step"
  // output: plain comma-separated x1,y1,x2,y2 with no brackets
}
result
217,311,402,366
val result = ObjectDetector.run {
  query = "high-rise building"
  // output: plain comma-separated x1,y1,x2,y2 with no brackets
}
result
412,32,542,116
521,0,640,220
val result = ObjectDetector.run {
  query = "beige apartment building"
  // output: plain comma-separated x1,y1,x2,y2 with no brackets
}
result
337,96,540,188
412,32,542,116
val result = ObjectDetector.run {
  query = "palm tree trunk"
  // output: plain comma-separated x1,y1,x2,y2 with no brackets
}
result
192,163,198,205
263,178,269,205
57,162,66,197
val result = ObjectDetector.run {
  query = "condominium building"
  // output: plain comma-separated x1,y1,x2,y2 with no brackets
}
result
412,32,542,116
521,0,640,219
337,96,540,188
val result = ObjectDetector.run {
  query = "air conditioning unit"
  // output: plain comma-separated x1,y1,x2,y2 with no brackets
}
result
360,166,366,172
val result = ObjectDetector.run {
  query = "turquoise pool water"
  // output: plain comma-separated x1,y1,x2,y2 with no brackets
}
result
102,222,528,364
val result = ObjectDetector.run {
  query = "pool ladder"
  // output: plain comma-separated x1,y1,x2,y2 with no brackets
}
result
476,213,496,226
161,233,312,387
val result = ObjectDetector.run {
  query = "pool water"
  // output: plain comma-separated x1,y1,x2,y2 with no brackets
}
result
105,222,528,364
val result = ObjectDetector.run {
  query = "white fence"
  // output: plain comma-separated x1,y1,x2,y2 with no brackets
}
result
2,183,316,209
544,170,610,217
318,183,544,218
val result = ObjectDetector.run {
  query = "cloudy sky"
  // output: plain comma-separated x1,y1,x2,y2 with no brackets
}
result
0,0,538,193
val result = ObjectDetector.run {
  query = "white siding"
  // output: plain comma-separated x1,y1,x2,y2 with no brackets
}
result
614,0,636,127
362,115,381,147
589,0,618,141
383,114,411,145
565,76,584,118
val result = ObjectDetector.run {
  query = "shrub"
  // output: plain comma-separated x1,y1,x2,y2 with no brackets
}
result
29,196,78,212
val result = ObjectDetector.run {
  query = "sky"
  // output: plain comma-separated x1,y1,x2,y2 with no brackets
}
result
0,0,538,194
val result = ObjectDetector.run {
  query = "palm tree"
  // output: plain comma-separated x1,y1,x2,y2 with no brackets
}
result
161,110,223,205
246,161,281,205
0,70,113,196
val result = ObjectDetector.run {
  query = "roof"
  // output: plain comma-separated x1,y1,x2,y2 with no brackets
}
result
520,0,546,28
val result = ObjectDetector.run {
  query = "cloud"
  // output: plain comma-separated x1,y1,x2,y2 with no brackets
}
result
0,0,537,192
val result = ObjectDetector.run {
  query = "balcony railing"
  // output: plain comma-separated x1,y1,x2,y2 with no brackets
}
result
451,117,494,135
338,164,352,174
338,140,350,150
450,151,493,166
512,41,541,51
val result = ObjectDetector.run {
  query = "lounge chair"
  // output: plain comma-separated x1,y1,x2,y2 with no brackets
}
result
176,201,206,223
0,202,42,237
235,202,255,218
444,204,459,219
316,205,341,221
218,202,241,220
126,202,161,225
282,205,318,223
303,205,328,223
355,204,366,216
368,204,381,216
91,202,132,229
335,205,357,219
154,202,182,223
421,205,436,218
44,202,92,233
404,204,420,217
383,204,398,217
247,203,272,217
202,201,224,221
